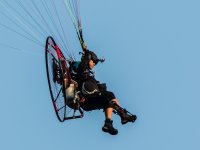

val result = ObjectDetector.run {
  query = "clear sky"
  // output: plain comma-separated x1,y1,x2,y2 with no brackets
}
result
0,0,200,150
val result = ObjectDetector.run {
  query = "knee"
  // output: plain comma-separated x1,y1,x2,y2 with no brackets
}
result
111,99,118,103
111,99,120,106
106,91,115,100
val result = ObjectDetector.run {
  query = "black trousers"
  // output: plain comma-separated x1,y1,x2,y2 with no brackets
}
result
82,91,116,111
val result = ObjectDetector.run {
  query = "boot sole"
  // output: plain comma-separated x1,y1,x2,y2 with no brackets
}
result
102,127,118,135
121,116,137,125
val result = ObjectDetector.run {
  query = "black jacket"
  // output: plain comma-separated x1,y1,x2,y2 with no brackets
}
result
77,57,102,96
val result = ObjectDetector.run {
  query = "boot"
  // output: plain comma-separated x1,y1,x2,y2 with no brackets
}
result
102,119,118,135
119,109,137,125
111,102,137,125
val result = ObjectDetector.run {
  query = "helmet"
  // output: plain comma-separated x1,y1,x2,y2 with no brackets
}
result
90,51,99,64
86,51,99,65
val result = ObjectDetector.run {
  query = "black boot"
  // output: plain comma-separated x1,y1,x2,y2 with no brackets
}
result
110,102,137,125
102,119,118,135
120,109,137,125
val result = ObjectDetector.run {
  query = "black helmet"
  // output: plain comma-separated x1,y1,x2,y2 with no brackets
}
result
90,51,99,64
86,51,99,65
80,50,105,65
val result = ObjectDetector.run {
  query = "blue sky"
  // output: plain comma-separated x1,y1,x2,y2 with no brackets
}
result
0,0,200,150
